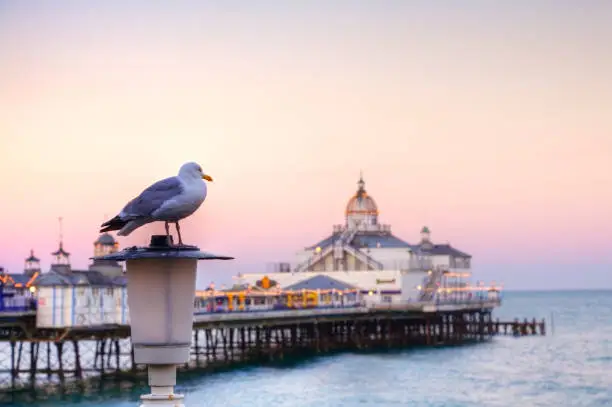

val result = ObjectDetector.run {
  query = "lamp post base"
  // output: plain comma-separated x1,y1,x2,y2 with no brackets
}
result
139,364,185,407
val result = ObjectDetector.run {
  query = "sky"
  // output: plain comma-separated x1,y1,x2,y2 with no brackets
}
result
0,1,611,290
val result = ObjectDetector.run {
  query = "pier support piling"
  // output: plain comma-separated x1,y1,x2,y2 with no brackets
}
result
0,308,546,402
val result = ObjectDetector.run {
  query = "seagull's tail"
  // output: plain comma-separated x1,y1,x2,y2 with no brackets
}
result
117,219,149,237
100,216,127,233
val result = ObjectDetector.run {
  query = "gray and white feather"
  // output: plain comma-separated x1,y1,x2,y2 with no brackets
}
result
100,162,213,244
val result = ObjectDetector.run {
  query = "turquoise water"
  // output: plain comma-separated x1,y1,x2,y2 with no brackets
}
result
8,290,612,407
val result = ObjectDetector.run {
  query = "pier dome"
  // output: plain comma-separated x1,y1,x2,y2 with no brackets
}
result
95,233,117,246
94,232,119,257
345,175,379,228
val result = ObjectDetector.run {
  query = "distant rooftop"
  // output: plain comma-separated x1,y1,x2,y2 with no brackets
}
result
285,274,357,291
35,269,126,287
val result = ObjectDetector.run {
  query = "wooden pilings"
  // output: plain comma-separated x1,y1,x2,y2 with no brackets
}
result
488,317,546,336
0,311,545,401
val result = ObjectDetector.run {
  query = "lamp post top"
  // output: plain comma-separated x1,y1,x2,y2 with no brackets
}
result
92,235,234,262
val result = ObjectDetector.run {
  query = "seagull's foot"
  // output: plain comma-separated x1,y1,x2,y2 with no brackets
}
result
175,222,184,246
162,221,178,246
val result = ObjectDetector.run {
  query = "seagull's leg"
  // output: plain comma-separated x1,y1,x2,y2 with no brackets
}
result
175,221,184,246
164,221,170,238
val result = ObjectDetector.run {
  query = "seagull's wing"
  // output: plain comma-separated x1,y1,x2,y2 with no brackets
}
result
119,176,184,220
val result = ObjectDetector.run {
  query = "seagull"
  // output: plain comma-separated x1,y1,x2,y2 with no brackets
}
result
100,162,213,246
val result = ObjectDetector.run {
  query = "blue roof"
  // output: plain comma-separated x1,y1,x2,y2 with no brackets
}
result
414,243,471,258
352,234,411,249
10,274,32,285
285,275,357,291
305,232,412,250
305,234,338,250
1,273,34,286
35,272,71,286
35,269,126,287
305,232,471,258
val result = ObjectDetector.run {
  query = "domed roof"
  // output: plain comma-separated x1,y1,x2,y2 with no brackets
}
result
345,176,378,216
95,232,117,246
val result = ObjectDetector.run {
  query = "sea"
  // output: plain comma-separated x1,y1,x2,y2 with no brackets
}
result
5,290,612,407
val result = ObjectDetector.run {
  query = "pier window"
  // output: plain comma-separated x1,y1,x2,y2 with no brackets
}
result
253,297,265,306
451,257,470,269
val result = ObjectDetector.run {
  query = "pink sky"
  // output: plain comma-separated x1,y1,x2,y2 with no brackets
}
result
0,2,611,289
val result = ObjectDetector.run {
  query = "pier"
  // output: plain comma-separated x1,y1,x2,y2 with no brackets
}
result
0,177,548,403
0,301,545,402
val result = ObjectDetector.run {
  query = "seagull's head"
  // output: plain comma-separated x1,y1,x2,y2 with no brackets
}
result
179,162,213,182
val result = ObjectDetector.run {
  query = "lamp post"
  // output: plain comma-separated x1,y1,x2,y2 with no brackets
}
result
95,235,233,407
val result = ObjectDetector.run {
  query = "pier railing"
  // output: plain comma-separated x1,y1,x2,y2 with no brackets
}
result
191,298,501,323
196,302,363,314
0,295,501,320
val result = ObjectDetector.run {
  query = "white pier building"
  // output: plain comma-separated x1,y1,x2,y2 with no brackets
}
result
238,175,474,304
34,233,129,328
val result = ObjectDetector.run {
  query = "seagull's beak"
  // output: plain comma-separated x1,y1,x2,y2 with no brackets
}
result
202,174,213,182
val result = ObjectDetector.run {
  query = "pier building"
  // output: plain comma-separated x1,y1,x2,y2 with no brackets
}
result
34,234,128,328
0,251,40,311
238,175,473,303
194,274,363,314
